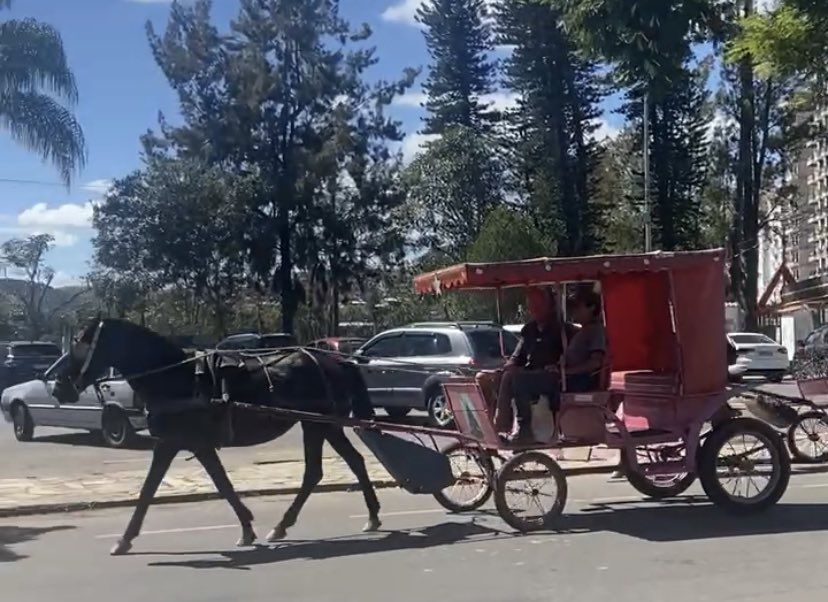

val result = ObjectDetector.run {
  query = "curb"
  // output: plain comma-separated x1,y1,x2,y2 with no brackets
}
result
0,463,619,519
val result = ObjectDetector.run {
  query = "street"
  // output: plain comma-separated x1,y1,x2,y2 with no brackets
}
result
5,471,828,602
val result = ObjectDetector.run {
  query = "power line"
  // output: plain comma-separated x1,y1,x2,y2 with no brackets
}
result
0,177,68,188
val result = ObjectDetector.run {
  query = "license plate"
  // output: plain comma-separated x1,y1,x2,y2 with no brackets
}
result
758,351,772,357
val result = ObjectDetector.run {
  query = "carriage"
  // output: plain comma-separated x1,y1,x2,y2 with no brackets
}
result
410,249,792,531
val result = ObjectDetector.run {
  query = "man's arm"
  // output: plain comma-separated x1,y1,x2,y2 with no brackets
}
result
505,337,526,371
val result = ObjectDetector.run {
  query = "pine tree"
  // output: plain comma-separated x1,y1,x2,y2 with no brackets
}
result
417,0,498,135
496,0,605,255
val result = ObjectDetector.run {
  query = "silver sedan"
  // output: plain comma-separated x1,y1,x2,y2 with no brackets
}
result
0,354,147,448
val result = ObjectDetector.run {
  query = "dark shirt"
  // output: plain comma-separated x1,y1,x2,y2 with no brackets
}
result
510,320,577,370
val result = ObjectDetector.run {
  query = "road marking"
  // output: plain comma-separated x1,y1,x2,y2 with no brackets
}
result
800,482,828,489
348,508,446,519
95,524,237,539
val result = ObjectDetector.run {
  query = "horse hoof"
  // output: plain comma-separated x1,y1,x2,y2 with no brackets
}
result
266,526,287,542
237,526,257,547
110,539,132,556
363,516,381,533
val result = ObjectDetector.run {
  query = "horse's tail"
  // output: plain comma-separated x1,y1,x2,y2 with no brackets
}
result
341,361,375,420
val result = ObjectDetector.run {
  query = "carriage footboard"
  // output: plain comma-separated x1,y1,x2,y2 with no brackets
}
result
355,429,455,494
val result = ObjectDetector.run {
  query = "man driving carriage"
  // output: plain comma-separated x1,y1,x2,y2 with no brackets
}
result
478,285,606,443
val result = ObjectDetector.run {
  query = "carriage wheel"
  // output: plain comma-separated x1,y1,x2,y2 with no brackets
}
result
494,451,567,532
787,411,828,464
698,418,790,514
433,442,494,513
621,445,696,499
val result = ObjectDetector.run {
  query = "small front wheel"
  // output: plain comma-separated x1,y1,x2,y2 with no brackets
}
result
433,442,494,513
494,451,567,532
698,418,790,514
787,411,828,463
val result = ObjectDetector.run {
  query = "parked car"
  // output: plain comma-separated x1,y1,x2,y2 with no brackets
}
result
726,332,790,382
0,341,62,392
308,337,367,356
0,354,146,447
216,332,298,351
798,325,828,359
354,322,519,426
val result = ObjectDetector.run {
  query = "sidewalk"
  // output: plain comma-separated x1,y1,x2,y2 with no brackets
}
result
0,446,619,518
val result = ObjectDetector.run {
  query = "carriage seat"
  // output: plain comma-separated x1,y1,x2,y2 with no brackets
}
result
610,370,679,396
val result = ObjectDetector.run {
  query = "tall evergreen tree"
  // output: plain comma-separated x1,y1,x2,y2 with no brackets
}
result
417,0,498,134
145,0,414,334
496,0,605,255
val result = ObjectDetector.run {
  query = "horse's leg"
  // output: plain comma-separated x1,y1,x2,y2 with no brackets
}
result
111,441,178,556
324,426,381,532
194,446,256,547
266,423,325,542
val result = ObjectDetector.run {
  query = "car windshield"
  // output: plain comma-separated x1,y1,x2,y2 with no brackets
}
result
11,344,61,357
467,329,519,359
729,334,776,345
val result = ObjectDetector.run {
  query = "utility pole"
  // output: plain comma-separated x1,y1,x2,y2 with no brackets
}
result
644,92,652,253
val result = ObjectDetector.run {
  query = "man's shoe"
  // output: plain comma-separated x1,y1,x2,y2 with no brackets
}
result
509,427,536,445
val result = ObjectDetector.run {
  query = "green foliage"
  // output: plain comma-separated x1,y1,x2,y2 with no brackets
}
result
0,13,85,185
729,3,828,80
465,205,550,261
417,0,499,134
595,128,645,252
93,158,250,337
496,0,606,255
405,126,504,258
145,0,414,334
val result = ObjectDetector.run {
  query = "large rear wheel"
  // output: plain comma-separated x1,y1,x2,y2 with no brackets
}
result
433,442,494,513
12,402,33,442
698,418,790,514
494,452,567,532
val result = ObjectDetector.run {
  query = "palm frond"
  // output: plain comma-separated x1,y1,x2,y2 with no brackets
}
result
0,18,78,102
0,90,86,185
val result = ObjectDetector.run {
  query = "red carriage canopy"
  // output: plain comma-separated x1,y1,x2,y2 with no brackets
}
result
413,249,727,397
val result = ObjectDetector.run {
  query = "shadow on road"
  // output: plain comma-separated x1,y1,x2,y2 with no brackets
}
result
31,431,154,451
144,499,828,569
146,520,507,570
556,498,828,542
0,525,75,563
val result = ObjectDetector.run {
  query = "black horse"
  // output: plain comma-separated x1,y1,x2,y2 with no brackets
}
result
52,319,381,555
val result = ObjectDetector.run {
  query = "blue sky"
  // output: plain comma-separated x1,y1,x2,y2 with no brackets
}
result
0,0,624,286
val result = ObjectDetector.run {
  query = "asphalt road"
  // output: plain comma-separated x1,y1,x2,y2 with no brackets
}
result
5,471,828,602
0,379,813,480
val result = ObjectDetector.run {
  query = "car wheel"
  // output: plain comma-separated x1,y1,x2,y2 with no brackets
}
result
384,407,411,420
768,373,785,383
427,389,454,428
101,407,136,449
12,402,34,442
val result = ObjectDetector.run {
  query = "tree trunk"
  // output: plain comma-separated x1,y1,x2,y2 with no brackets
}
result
278,212,296,335
332,279,340,337
738,0,758,330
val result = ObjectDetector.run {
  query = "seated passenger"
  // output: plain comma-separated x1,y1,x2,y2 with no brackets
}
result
560,288,607,392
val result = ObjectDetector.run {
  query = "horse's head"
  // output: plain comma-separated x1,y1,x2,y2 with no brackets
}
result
52,317,109,404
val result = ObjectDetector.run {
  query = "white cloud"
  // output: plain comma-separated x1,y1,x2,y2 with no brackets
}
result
82,179,113,194
589,118,620,143
18,202,95,229
393,91,428,108
382,0,426,26
400,132,440,163
50,271,84,288
482,91,520,112
393,90,519,111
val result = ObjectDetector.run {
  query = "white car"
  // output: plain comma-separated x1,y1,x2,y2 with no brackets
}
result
726,332,790,382
0,354,146,448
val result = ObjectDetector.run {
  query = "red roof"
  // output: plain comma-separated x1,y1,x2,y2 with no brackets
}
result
413,249,725,294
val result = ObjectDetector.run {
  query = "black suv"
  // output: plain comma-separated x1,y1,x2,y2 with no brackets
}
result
215,332,298,351
0,341,62,391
